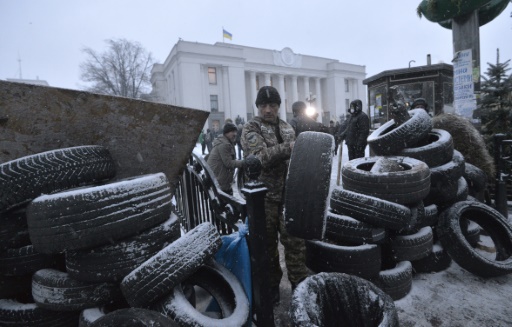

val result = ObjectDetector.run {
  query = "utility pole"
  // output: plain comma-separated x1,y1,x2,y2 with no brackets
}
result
17,52,22,79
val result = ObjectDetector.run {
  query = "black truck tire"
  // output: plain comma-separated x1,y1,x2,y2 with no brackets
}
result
285,131,333,240
0,145,116,213
27,173,172,254
121,222,222,308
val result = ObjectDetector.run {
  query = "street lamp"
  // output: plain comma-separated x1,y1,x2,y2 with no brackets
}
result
409,60,416,68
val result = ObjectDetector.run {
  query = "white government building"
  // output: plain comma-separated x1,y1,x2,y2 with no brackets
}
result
149,40,367,131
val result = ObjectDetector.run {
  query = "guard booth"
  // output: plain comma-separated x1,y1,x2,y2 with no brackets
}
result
363,62,454,129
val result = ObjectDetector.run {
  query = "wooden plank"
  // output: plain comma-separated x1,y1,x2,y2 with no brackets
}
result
0,81,209,194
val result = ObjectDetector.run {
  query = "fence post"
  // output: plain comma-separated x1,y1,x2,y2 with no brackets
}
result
494,134,508,218
241,155,275,327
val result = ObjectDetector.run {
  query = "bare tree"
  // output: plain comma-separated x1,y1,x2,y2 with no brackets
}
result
80,38,154,99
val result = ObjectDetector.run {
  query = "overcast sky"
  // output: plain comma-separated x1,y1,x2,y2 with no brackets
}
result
1,0,511,91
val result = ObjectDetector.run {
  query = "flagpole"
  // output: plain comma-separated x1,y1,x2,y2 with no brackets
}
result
222,26,224,43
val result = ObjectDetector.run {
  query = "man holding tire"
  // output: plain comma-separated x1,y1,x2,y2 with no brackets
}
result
241,86,309,304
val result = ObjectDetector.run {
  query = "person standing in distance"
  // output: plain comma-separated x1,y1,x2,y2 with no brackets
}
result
241,86,309,304
289,101,329,137
206,123,245,195
345,99,370,160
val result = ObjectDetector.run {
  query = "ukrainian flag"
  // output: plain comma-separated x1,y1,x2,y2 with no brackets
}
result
223,29,232,40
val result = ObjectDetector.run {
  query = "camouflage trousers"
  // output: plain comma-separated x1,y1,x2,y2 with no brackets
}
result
264,199,309,291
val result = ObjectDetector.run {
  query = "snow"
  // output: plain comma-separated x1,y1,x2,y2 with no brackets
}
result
192,142,512,326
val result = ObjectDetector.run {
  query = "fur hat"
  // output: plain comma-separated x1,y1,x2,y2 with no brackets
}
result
255,86,281,107
223,122,238,134
411,98,428,110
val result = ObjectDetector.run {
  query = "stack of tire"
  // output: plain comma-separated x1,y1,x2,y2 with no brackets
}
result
0,146,249,326
286,110,512,308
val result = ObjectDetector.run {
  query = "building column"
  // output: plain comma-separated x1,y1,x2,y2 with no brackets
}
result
264,73,271,86
315,77,323,121
291,75,298,104
222,66,231,121
303,77,310,103
250,71,257,117
277,74,286,121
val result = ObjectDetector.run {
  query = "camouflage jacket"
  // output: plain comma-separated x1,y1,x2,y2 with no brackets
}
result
241,116,295,202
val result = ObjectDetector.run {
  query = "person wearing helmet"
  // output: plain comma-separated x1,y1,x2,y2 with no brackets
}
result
289,101,329,137
344,99,370,160
240,86,309,304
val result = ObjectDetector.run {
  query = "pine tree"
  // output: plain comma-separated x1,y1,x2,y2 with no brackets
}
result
479,49,512,146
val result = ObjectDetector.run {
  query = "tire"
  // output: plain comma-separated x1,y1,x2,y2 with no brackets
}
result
342,156,431,204
0,299,80,326
463,162,487,192
27,173,172,254
463,219,481,247
324,210,386,244
367,109,432,155
430,150,465,186
428,176,468,208
291,272,399,327
390,226,433,261
66,214,181,282
0,245,63,276
437,201,512,277
398,129,454,167
305,239,381,280
121,222,222,308
32,268,121,311
330,187,412,230
412,243,452,273
374,261,413,301
154,260,250,327
0,145,116,213
89,308,179,327
285,131,334,240
417,203,439,228
403,201,425,233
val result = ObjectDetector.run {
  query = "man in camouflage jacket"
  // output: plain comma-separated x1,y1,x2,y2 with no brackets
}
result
241,86,309,304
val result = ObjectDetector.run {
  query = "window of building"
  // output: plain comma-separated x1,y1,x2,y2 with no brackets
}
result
208,67,217,84
210,95,218,112
345,79,349,92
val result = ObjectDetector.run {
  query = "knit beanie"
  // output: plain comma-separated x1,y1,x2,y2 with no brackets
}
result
255,86,281,107
223,122,238,134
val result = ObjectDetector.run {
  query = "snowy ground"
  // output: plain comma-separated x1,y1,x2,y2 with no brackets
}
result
193,142,512,326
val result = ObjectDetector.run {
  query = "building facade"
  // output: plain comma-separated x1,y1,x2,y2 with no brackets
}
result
149,40,367,131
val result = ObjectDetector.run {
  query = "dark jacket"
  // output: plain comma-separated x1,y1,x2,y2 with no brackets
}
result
241,117,295,202
289,114,329,137
344,111,370,147
206,135,244,192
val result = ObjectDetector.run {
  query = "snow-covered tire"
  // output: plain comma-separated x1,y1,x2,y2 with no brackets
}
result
430,150,465,186
437,201,512,277
285,131,333,240
462,219,481,247
27,173,172,254
121,222,222,308
463,162,487,193
398,129,454,167
0,145,116,213
88,308,178,327
66,214,181,282
0,245,63,276
390,226,433,261
0,299,80,326
32,268,121,311
342,156,431,204
428,176,468,208
418,203,438,228
305,239,381,279
324,211,386,245
367,109,432,155
330,188,412,230
374,261,413,301
291,272,399,326
154,259,249,327
411,243,452,273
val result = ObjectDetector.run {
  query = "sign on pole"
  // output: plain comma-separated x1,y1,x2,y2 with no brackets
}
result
453,49,476,118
